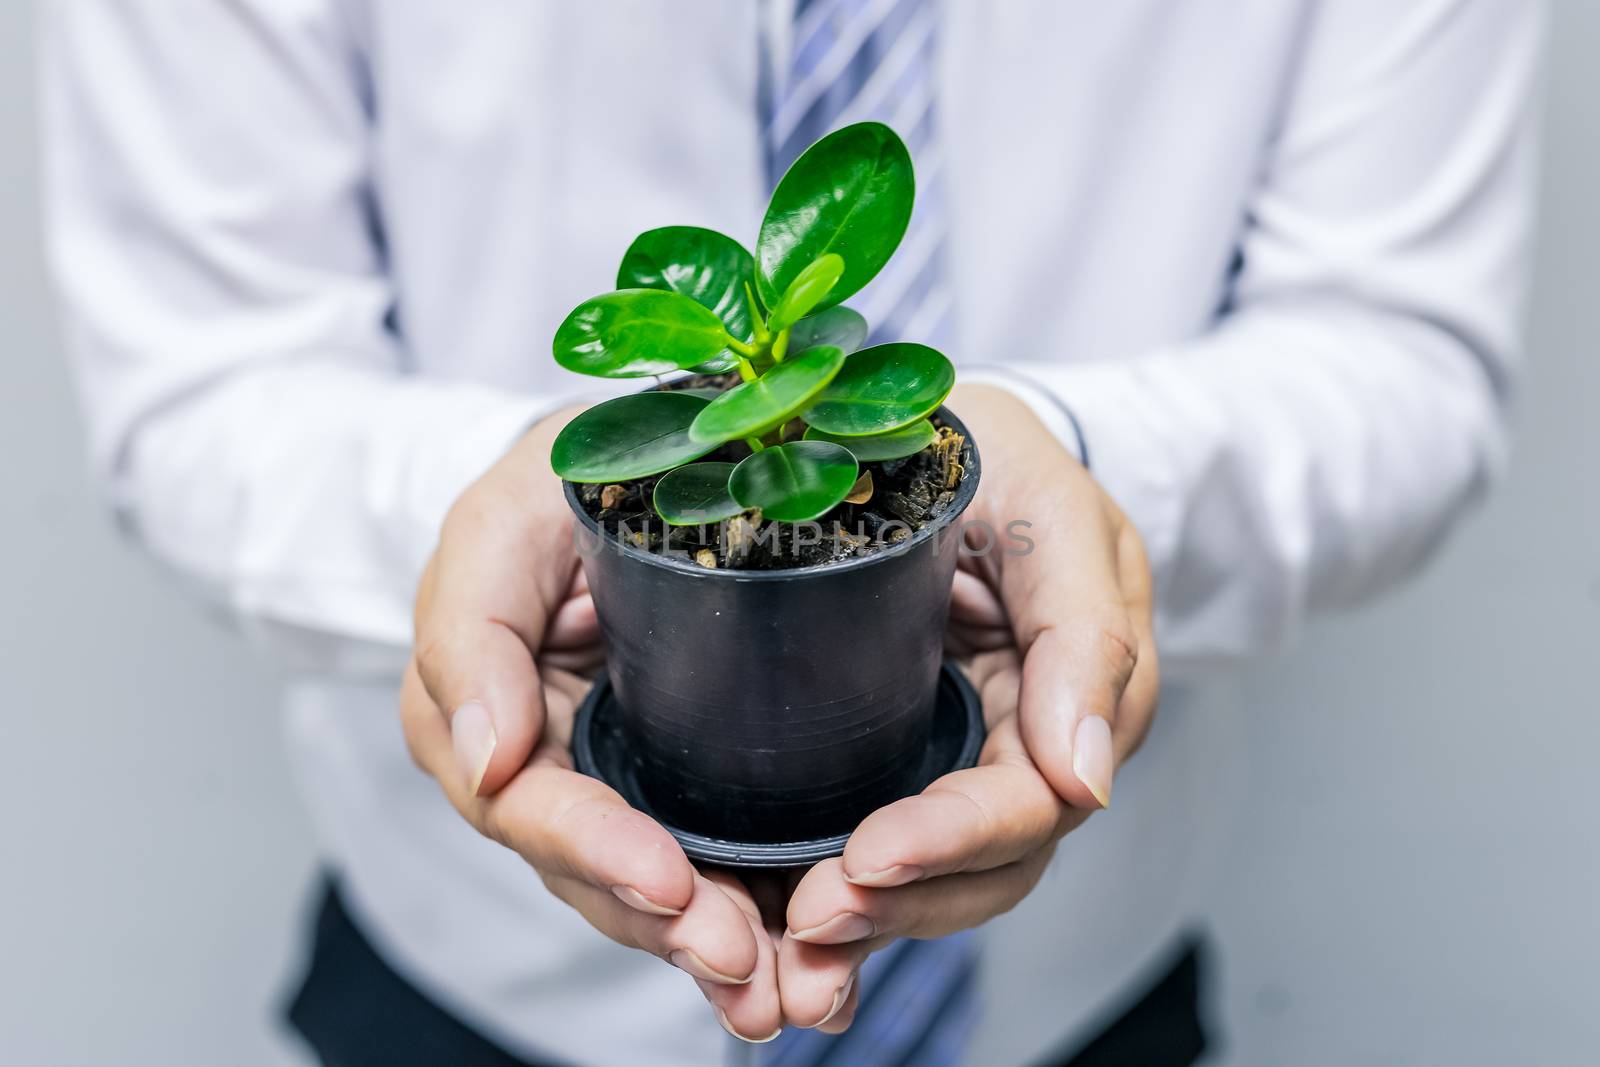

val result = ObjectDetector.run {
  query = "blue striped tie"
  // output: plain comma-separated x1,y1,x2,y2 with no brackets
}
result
763,0,955,348
754,3,980,1065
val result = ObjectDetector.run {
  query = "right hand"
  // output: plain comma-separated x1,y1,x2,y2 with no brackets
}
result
399,409,785,1042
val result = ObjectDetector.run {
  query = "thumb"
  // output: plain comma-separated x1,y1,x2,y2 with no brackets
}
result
416,615,546,797
411,409,592,797
1016,609,1136,809
1002,484,1142,810
412,502,573,797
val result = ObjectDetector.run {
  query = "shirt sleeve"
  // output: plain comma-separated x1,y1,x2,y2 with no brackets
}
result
982,0,1541,676
40,2,579,673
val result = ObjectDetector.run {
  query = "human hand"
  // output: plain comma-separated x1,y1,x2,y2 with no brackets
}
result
775,383,1159,1029
399,409,785,1041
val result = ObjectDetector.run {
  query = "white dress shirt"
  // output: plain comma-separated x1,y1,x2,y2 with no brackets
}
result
40,2,1538,1065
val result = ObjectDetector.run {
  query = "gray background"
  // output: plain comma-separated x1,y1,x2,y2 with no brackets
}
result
1,3,1594,1065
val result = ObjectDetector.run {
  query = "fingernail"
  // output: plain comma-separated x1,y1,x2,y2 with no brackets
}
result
815,970,856,1028
612,884,683,917
844,864,924,888
451,701,497,796
1072,715,1114,808
669,949,751,986
715,1006,781,1044
790,912,875,945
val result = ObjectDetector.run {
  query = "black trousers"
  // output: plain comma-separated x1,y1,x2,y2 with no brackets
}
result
287,882,1209,1067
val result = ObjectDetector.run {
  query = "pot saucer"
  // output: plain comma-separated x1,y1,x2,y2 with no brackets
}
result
572,662,986,868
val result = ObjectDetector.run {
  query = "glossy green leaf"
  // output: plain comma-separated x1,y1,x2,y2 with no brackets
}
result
676,387,728,401
689,346,845,445
803,419,936,462
689,354,742,374
756,122,914,311
550,392,715,482
801,343,955,436
789,305,870,356
554,289,731,378
729,442,859,523
617,227,755,340
652,462,743,526
617,227,754,373
767,253,844,334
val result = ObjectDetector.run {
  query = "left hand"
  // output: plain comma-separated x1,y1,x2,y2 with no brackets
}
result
399,412,787,1043
773,383,1160,1029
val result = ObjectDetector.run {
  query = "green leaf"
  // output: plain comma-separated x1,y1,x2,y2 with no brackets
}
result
729,441,859,523
617,227,754,373
690,354,741,374
804,419,936,461
757,122,914,311
689,346,845,445
554,289,731,378
617,227,755,340
652,462,743,526
551,392,716,482
801,342,955,436
789,305,870,356
767,253,844,334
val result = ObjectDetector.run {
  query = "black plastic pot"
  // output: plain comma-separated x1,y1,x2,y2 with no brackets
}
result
565,407,981,843
572,662,985,867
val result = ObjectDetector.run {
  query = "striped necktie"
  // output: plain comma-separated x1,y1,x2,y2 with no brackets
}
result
753,3,979,1065
763,0,954,348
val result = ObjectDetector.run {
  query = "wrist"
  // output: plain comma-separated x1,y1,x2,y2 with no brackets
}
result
949,381,1073,462
951,373,1088,468
949,381,1040,427
518,403,588,458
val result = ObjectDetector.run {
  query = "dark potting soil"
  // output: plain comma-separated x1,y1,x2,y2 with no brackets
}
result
570,374,974,570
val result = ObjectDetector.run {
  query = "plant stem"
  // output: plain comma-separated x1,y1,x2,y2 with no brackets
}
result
744,436,766,452
726,335,760,359
771,328,791,363
744,282,771,347
735,358,757,383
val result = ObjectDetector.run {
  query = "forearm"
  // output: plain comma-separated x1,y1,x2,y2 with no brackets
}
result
986,299,1507,674
115,360,571,668
40,0,577,670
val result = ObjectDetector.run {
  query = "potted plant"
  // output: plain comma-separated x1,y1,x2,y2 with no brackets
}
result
551,122,982,859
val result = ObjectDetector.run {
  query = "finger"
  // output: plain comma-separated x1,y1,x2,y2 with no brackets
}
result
412,495,577,796
1117,642,1160,762
965,648,1022,730
1002,492,1141,809
787,852,1055,948
777,922,872,1030
945,624,1013,659
977,461,1127,808
698,870,783,1043
835,718,1076,888
950,568,1009,630
402,667,696,914
414,618,545,797
1018,615,1134,810
1113,522,1161,763
545,591,599,650
537,645,607,677
954,399,1152,808
816,970,861,1034
530,666,592,753
549,872,760,987
491,766,702,914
